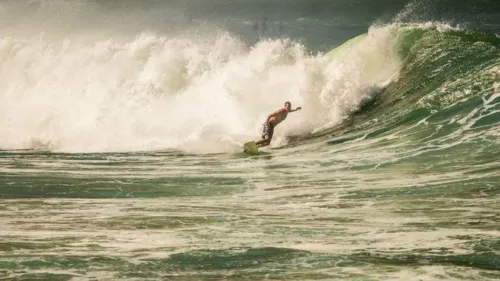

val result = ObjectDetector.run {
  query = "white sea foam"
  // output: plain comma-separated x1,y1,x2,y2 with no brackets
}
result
0,23,402,153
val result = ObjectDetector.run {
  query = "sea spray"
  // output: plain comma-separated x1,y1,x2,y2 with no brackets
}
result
0,27,402,153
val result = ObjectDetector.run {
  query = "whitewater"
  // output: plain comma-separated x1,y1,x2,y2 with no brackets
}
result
1,0,499,280
0,28,401,153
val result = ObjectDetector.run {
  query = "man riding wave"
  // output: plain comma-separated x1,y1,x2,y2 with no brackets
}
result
255,101,302,148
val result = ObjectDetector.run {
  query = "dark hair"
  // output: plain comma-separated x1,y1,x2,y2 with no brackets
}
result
285,101,291,108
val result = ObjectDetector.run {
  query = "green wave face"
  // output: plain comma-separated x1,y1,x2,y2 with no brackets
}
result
321,25,500,175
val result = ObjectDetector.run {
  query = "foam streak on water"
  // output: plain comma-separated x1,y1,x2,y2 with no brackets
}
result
0,145,499,280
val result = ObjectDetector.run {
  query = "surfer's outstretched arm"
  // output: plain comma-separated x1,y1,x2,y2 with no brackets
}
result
289,106,302,113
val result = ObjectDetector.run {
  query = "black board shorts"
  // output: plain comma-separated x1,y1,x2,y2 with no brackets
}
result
262,123,275,141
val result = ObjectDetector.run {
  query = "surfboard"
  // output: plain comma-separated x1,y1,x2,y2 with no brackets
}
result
243,141,259,155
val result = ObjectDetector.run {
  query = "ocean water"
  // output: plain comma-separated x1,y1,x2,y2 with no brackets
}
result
1,0,499,280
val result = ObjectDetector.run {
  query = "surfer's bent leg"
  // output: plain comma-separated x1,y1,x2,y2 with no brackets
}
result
256,124,274,147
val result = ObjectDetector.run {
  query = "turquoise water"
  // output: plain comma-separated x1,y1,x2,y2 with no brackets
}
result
1,1,500,280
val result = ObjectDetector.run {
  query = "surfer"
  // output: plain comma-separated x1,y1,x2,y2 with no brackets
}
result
255,101,302,148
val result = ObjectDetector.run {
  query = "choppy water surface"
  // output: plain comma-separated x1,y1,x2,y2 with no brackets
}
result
1,131,499,280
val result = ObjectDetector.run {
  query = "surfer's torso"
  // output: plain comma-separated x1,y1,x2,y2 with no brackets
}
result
268,108,288,126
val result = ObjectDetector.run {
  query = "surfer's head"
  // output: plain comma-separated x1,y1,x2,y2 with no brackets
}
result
284,101,292,111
